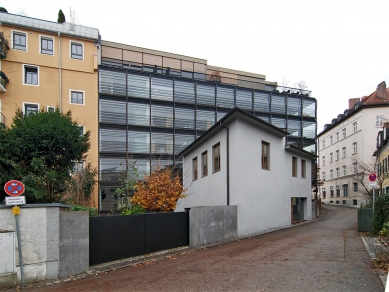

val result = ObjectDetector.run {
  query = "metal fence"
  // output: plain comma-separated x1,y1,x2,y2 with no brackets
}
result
89,212,189,266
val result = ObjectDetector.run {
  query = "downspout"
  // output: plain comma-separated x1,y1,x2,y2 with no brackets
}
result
220,122,230,206
58,32,62,109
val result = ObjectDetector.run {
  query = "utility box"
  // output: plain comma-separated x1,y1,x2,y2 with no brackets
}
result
0,231,15,274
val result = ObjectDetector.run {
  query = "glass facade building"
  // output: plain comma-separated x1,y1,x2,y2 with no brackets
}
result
99,42,317,210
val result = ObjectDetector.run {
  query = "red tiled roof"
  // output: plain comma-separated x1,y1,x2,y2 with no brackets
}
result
363,88,389,105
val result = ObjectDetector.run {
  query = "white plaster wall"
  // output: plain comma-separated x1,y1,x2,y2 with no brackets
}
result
229,119,312,236
176,128,228,211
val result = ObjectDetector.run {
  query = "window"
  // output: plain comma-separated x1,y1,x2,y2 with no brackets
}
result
292,157,297,177
342,128,346,139
39,36,54,55
336,150,339,160
46,106,55,112
71,41,83,60
23,65,39,85
343,184,348,197
322,172,326,180
336,185,340,197
330,152,333,163
342,165,346,176
73,161,84,173
78,125,85,136
201,151,208,177
192,157,198,180
353,162,358,173
336,168,340,178
330,186,334,198
213,143,220,172
353,122,357,133
376,115,384,127
353,182,358,192
352,142,357,154
342,147,346,158
13,31,27,51
330,169,333,179
262,141,270,170
322,140,325,149
322,156,325,166
378,162,381,176
384,158,388,174
330,136,333,145
336,132,339,142
301,159,306,179
23,103,39,115
322,188,326,199
70,90,84,105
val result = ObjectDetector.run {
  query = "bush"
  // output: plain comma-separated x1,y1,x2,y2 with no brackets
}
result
371,193,389,235
121,204,145,215
71,205,98,217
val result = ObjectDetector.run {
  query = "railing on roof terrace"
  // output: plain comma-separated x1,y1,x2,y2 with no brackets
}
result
101,57,310,95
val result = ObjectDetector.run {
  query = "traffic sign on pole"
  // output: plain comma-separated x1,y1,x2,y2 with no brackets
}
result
369,173,377,182
4,180,25,196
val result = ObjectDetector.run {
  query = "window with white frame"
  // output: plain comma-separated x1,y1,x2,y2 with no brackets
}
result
40,36,54,55
336,150,339,160
70,41,83,60
23,65,39,86
353,162,358,173
376,115,384,127
70,90,84,105
336,132,339,142
322,188,326,199
322,140,325,149
12,30,27,51
342,128,346,139
336,168,340,178
342,147,346,158
336,185,340,197
353,122,357,133
23,103,39,115
353,182,358,192
342,165,346,176
352,142,357,154
330,186,334,198
73,161,84,173
78,125,85,136
343,184,348,197
330,169,333,179
330,152,333,162
322,172,326,180
330,136,333,145
322,156,325,166
46,106,55,112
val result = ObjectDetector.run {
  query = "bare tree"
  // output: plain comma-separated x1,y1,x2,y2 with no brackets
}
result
281,76,290,91
17,9,27,16
294,80,308,94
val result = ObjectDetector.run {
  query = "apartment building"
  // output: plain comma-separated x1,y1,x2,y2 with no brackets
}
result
0,12,100,206
98,41,317,210
373,121,389,194
318,81,389,207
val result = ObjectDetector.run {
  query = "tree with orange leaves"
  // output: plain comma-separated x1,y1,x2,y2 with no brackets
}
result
131,166,186,212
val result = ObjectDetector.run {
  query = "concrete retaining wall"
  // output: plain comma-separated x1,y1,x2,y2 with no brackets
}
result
189,206,237,247
0,205,88,288
358,208,373,232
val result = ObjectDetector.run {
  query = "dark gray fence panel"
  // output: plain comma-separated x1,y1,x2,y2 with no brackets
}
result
144,212,189,254
89,215,144,266
358,208,373,232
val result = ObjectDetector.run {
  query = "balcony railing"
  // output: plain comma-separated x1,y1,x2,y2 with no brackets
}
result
0,33,10,59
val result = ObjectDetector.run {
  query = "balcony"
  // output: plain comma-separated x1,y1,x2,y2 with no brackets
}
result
0,33,9,59
0,71,9,92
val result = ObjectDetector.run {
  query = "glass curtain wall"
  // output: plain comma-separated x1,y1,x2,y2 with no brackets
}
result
98,68,317,210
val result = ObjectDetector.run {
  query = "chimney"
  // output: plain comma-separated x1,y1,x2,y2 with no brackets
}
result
349,98,360,109
376,81,387,100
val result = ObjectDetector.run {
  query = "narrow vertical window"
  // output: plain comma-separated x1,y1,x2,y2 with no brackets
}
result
192,157,198,180
323,188,326,199
201,151,208,177
262,141,270,170
213,143,220,172
301,159,306,179
322,156,325,166
292,157,297,177
353,142,357,154
342,128,346,139
353,122,357,133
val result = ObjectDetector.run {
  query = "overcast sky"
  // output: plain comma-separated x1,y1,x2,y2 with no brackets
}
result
4,0,389,132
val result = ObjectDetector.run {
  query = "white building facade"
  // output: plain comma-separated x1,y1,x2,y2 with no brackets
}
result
176,108,314,237
318,81,389,207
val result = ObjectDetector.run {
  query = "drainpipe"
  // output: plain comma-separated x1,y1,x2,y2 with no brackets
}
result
220,122,230,205
58,32,62,109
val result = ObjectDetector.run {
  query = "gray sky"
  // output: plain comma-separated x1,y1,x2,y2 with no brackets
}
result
4,0,389,132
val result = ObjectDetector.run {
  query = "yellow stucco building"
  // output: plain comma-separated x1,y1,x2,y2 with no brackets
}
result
0,13,100,206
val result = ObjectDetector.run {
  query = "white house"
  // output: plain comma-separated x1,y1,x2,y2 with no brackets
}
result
176,107,315,237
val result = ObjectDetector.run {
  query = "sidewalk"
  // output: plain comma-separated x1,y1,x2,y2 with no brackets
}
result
361,235,388,289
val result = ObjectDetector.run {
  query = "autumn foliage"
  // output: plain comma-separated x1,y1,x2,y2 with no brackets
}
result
131,166,186,212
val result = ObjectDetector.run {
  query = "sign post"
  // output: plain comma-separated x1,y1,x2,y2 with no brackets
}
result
4,180,26,286
368,173,377,214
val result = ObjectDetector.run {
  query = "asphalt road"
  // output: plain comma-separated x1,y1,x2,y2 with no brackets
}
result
29,205,383,291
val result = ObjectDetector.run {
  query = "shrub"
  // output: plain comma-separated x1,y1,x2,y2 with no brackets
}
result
71,205,98,217
371,193,389,235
